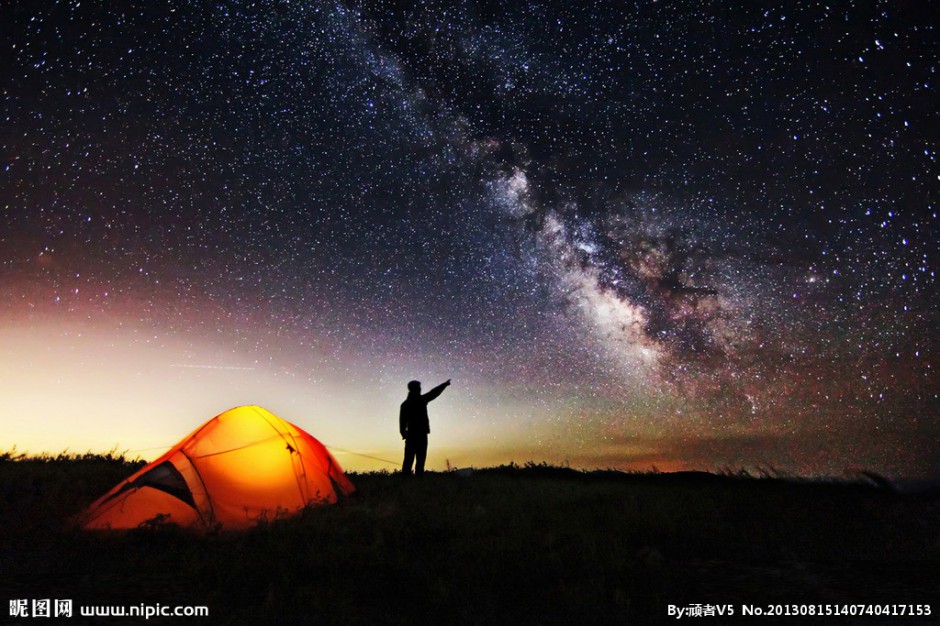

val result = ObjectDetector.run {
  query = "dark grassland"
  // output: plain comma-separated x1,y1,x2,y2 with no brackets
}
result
1,452,937,625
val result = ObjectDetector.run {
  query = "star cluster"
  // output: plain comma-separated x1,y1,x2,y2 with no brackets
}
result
1,1,936,477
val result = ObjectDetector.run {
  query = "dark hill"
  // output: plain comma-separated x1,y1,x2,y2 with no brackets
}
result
1,454,937,624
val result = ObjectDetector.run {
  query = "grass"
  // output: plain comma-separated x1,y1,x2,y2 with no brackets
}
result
1,454,938,624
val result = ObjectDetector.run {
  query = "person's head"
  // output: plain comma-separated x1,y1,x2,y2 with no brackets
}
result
407,380,421,394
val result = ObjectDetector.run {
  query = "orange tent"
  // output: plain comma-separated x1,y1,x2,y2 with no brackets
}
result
81,405,355,530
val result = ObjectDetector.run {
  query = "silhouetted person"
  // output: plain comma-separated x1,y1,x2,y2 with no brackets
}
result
400,379,450,476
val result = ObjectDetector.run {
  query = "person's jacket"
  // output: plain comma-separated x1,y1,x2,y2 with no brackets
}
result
399,382,448,439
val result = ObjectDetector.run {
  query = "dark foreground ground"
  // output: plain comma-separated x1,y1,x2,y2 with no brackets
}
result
0,453,937,625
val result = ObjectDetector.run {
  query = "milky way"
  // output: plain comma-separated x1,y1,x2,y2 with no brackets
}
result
1,1,937,477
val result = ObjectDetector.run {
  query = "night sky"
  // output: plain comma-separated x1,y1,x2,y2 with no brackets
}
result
1,1,937,478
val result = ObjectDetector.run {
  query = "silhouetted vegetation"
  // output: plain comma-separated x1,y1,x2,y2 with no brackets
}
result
1,453,937,624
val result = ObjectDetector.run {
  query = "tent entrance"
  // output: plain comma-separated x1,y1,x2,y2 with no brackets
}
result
117,460,196,508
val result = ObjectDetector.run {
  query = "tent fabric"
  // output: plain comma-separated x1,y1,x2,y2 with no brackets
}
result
81,405,355,530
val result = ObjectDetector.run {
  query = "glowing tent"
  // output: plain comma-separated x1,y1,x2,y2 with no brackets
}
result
81,405,355,530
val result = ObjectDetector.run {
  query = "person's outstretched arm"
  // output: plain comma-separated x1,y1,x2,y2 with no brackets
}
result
422,379,451,403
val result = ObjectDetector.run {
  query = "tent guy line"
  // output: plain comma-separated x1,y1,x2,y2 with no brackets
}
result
126,441,399,466
321,445,399,467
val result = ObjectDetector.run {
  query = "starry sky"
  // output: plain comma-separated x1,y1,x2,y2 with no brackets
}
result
1,1,937,478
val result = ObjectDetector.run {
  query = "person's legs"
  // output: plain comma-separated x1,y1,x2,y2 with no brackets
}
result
414,436,428,476
402,439,416,475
